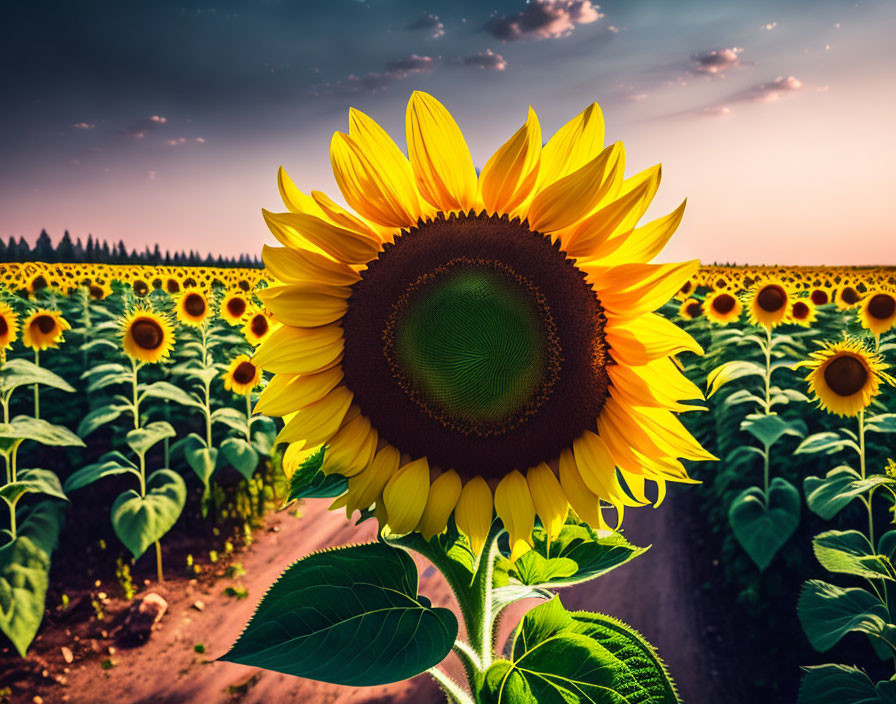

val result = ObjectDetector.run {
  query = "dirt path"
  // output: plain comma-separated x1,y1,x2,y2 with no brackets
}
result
27,486,731,704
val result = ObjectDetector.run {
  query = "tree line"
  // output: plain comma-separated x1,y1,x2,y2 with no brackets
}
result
1,229,262,268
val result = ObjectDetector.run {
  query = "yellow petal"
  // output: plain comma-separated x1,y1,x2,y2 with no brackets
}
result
262,209,381,265
275,385,353,447
345,445,401,515
330,131,421,228
478,107,542,215
278,166,326,217
382,457,430,534
526,463,568,547
254,368,343,417
494,470,536,562
593,200,687,265
406,91,478,212
311,190,382,241
417,470,463,540
281,441,313,480
539,102,605,188
557,447,605,528
587,260,700,318
572,430,625,503
321,413,378,478
616,402,717,462
605,313,703,365
527,142,624,233
607,359,704,413
253,324,344,374
262,245,360,287
455,476,493,558
257,283,349,328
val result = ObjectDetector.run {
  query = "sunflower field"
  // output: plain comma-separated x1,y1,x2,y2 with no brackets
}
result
2,93,896,704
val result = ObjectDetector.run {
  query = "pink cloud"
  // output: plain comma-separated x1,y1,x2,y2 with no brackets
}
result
456,49,507,71
126,115,167,139
384,54,435,78
486,0,603,41
692,47,743,75
740,75,803,102
761,21,777,31
73,122,95,130
406,11,444,39
317,55,435,96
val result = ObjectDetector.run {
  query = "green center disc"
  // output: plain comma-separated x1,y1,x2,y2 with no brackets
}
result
393,266,548,427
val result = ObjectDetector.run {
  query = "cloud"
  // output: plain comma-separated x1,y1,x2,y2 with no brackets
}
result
165,137,206,147
737,75,803,103
702,105,734,118
126,115,167,139
384,54,435,77
455,49,507,71
691,47,743,75
406,11,444,39
485,0,603,41
317,55,434,96
73,122,95,130
761,21,777,31
146,170,157,181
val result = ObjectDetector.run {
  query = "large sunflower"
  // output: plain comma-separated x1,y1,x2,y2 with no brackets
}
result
0,302,18,350
120,308,175,363
704,290,741,325
748,279,790,328
788,298,817,327
176,288,210,327
255,92,712,557
241,307,276,346
223,354,263,395
220,290,250,325
22,309,70,350
859,290,896,335
797,339,894,417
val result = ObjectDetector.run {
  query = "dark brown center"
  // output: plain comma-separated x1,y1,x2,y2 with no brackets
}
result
686,302,702,318
757,285,786,312
232,361,257,385
868,294,896,320
131,319,164,350
227,297,247,318
680,281,692,294
792,301,810,320
0,317,8,336
90,285,104,299
167,279,181,293
238,280,251,291
33,314,56,334
841,286,860,304
250,314,268,337
133,280,149,296
823,355,868,397
184,277,197,288
32,275,48,291
184,293,206,317
810,289,829,305
711,293,736,314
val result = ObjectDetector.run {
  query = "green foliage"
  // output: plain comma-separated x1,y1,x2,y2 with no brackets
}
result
284,447,347,503
798,664,896,704
111,469,187,560
797,580,895,653
729,477,801,571
804,467,893,521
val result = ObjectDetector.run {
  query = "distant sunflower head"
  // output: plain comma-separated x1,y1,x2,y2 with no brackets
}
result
120,308,175,363
241,308,275,346
254,92,712,558
176,288,210,327
704,291,741,325
220,290,250,325
859,290,896,335
132,278,151,297
675,279,694,301
0,302,19,350
788,298,817,327
89,281,112,300
678,297,703,320
223,354,263,395
748,279,790,328
809,287,831,306
836,285,862,309
165,276,181,294
798,338,894,417
22,309,70,350
26,272,52,297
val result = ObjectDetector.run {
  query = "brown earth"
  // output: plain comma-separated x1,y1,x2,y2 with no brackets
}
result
3,486,738,704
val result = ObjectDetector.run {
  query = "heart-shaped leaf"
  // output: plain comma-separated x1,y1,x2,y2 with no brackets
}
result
741,413,805,448
78,404,130,438
866,414,896,435
798,580,895,653
126,421,176,457
219,437,259,481
729,477,800,571
139,381,202,409
795,432,857,456
221,542,457,686
0,417,85,448
813,530,894,582
0,358,75,394
804,467,893,521
285,447,347,503
0,469,68,505
799,664,896,704
210,407,247,434
185,444,218,487
111,469,186,560
64,459,140,493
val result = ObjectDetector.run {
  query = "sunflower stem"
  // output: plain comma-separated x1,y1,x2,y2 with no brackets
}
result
155,540,164,583
859,410,873,546
33,348,40,420
427,666,475,704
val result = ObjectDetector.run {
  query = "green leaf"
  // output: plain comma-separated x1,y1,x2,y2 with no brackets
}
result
479,598,679,704
211,407,247,434
804,467,893,521
722,389,765,408
740,412,806,448
0,501,65,656
126,421,176,456
729,477,800,571
0,469,68,505
220,437,259,481
878,531,896,561
185,439,218,486
798,580,896,653
285,447,347,503
220,542,457,686
139,381,202,409
64,459,140,492
0,416,85,448
799,664,896,704
78,404,130,438
795,432,857,456
0,358,75,394
509,551,578,586
111,469,187,560
706,360,765,397
866,414,896,434
813,530,894,581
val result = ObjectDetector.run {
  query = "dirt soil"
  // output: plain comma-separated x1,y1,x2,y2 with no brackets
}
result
2,486,741,704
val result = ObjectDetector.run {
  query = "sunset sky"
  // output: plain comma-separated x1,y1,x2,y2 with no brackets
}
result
2,0,893,265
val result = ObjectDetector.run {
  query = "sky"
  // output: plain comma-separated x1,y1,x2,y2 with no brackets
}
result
1,0,894,265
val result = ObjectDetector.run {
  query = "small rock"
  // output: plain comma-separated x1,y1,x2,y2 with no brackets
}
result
191,600,205,612
100,630,108,639
108,646,116,655
117,593,168,645
33,696,43,704
61,646,74,664
268,525,280,533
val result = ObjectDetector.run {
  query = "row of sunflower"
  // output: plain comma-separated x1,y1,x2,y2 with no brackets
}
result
0,266,279,658
675,274,896,702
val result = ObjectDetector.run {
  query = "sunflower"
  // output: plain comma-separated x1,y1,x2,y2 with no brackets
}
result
704,291,741,325
25,271,52,297
220,290,250,325
120,308,175,363
253,92,713,559
132,278,151,297
809,287,831,306
88,281,112,300
675,279,694,301
859,290,896,335
164,276,182,294
678,297,703,320
788,298,817,327
22,309,70,350
0,302,19,350
241,308,276,346
748,279,790,328
223,354,263,395
176,288,210,327
835,284,862,309
797,338,894,417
